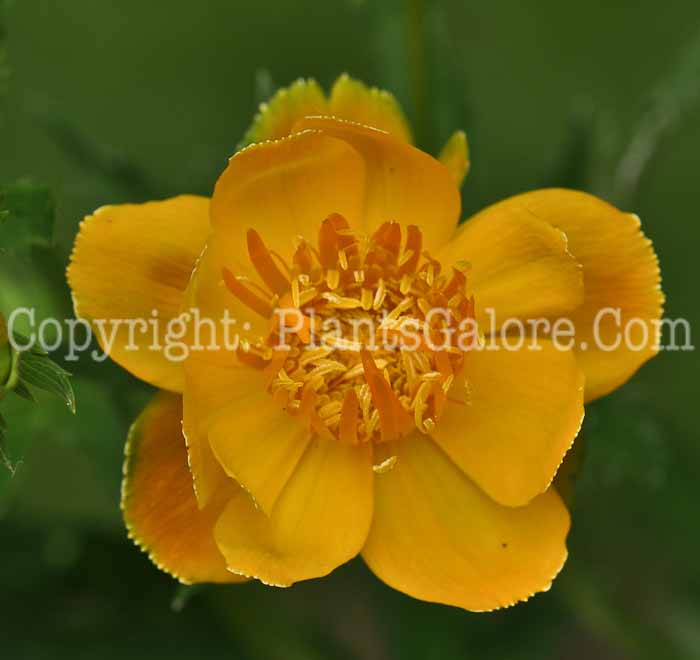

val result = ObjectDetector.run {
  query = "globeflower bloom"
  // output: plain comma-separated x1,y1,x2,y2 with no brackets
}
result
67,75,662,611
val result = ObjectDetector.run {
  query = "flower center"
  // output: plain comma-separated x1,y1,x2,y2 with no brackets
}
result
222,214,476,446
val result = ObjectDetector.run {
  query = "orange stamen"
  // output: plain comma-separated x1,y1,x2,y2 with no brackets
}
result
432,350,453,419
458,295,476,323
293,239,315,274
305,390,337,441
360,349,412,442
228,219,475,446
247,229,290,294
339,389,360,445
367,221,402,268
289,385,316,418
443,267,467,299
327,212,350,232
398,225,422,275
318,215,342,269
328,213,360,266
222,268,272,318
276,309,313,344
269,249,293,277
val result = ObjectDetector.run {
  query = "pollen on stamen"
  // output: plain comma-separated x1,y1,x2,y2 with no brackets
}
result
372,279,386,310
291,277,301,308
399,273,413,295
225,218,477,445
373,455,398,474
326,269,340,290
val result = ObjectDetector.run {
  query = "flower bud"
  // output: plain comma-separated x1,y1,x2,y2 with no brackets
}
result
0,313,14,392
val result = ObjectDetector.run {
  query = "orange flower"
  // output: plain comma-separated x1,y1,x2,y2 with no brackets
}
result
67,75,662,611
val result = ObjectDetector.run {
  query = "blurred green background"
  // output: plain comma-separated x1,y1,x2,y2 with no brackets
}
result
1,1,699,658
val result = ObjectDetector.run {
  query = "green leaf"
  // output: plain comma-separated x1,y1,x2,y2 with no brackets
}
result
15,350,76,414
0,412,19,475
12,380,35,402
0,179,55,255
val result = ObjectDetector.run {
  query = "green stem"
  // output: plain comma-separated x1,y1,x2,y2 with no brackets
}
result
0,314,20,395
0,314,11,391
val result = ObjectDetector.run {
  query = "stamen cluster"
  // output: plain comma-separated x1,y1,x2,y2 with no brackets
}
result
223,214,476,445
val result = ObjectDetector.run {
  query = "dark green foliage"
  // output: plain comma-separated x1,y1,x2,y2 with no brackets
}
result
0,180,54,255
15,342,75,414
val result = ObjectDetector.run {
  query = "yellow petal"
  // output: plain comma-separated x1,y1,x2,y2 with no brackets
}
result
214,438,373,587
507,189,664,402
122,391,244,584
294,116,460,251
211,130,366,260
438,196,584,328
208,388,311,516
362,434,570,612
182,350,270,508
431,338,584,507
241,78,328,146
67,195,210,392
329,73,413,143
180,236,270,362
204,130,368,343
438,130,470,187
